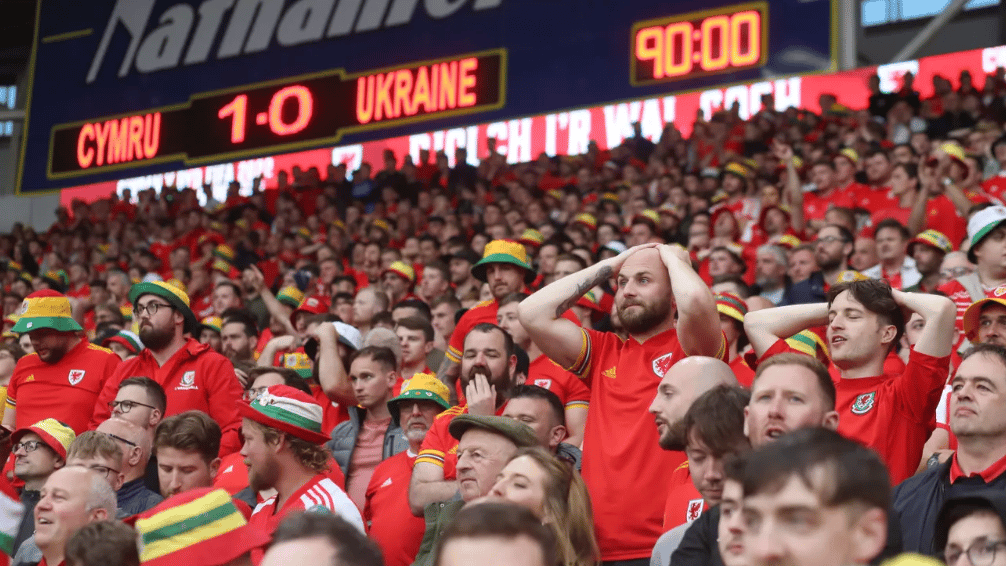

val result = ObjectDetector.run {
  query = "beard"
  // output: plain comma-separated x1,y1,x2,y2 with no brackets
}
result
225,345,253,362
139,324,174,350
459,363,512,400
248,455,280,492
658,418,688,451
403,418,431,443
816,252,843,272
617,298,672,336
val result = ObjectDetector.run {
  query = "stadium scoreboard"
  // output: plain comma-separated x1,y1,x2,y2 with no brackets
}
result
21,0,835,194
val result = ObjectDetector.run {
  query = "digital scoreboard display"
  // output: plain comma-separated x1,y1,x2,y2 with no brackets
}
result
49,50,503,178
631,3,768,85
21,0,835,194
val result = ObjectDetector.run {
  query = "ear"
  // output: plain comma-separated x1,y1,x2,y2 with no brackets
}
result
879,324,897,347
424,342,434,355
209,457,221,477
742,406,750,437
507,354,517,377
150,409,162,428
54,458,65,470
128,446,142,466
91,507,110,522
822,410,840,430
850,507,887,564
549,425,567,448
386,371,399,388
249,336,258,351
113,473,125,492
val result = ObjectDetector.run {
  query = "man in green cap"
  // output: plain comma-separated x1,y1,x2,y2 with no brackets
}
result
412,414,539,566
89,281,244,456
4,290,120,434
437,240,559,398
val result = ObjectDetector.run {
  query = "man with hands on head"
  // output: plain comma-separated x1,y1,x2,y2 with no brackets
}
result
743,278,956,483
519,243,725,564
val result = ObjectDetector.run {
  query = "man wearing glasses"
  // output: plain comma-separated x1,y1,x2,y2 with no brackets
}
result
935,492,1006,566
9,418,76,557
784,224,855,305
3,290,120,434
88,281,244,457
95,417,162,515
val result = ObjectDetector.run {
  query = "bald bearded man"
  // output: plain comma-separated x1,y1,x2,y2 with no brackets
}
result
648,357,738,533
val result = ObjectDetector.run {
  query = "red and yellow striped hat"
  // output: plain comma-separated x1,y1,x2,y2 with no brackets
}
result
908,229,953,255
715,293,748,323
134,488,270,566
381,261,416,284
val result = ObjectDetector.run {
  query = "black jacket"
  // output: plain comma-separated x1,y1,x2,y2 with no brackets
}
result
782,271,827,305
893,458,1006,555
671,507,724,566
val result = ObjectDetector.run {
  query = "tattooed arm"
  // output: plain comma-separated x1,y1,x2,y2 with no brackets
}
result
519,244,657,369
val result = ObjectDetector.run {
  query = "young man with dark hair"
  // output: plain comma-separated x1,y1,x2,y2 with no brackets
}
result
326,346,405,510
220,310,260,365
429,294,460,350
109,376,166,432
741,427,891,566
396,317,435,380
745,279,955,483
653,385,750,563
211,281,243,316
420,261,452,303
433,502,557,566
502,384,580,468
153,410,221,498
863,218,921,290
391,299,432,323
262,511,384,566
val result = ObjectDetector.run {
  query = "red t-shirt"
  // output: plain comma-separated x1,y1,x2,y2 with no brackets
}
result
249,473,363,562
983,174,1006,202
662,460,706,530
803,190,838,223
365,451,425,566
569,326,725,561
527,355,590,410
311,385,350,435
66,284,91,300
834,348,949,484
89,338,244,456
6,339,120,433
834,184,899,216
728,356,755,388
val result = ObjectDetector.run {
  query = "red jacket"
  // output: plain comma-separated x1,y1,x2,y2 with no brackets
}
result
90,338,243,456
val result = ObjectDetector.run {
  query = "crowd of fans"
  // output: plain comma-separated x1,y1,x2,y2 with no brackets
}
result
2,65,1006,566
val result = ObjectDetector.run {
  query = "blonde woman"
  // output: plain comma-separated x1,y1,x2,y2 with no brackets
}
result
488,447,599,566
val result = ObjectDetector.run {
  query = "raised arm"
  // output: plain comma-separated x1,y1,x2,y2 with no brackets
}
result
775,141,806,234
891,289,956,358
313,322,356,406
519,244,656,369
659,245,723,357
743,302,829,357
244,266,297,337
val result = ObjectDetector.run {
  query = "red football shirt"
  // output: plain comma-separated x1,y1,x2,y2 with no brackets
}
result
365,451,425,566
728,356,755,388
662,460,706,530
249,473,363,562
6,339,120,433
89,338,244,456
527,355,590,409
834,348,949,484
569,326,725,561
937,279,1006,332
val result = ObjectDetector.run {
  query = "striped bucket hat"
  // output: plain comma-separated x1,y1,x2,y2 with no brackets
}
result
12,418,76,460
103,330,145,355
11,290,82,334
715,293,748,323
129,280,198,335
199,317,222,335
471,240,536,284
276,286,305,309
381,261,415,284
908,229,953,256
134,488,270,566
237,384,328,444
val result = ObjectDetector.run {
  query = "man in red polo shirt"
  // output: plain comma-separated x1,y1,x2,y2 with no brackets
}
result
4,290,120,434
519,243,725,564
435,240,534,396
365,373,450,566
408,323,518,516
89,281,244,456
744,279,955,484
